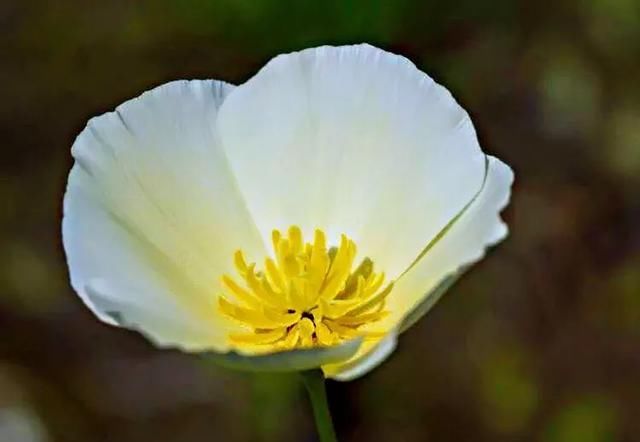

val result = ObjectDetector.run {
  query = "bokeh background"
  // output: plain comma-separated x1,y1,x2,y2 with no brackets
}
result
2,0,639,441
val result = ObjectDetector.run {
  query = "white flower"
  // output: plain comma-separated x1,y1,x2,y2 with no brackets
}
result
62,44,513,380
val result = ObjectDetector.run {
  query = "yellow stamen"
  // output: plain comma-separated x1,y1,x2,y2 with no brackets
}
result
218,227,393,351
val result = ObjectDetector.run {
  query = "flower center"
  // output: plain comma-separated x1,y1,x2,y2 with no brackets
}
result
218,226,393,351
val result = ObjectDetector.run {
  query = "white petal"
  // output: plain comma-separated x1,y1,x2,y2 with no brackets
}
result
322,332,398,381
322,157,511,379
63,80,265,351
389,156,514,325
218,44,486,278
85,279,223,351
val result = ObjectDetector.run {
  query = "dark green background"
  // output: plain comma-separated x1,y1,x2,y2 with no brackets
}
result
2,0,639,441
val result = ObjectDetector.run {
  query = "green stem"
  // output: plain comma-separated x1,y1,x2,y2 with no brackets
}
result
300,370,338,442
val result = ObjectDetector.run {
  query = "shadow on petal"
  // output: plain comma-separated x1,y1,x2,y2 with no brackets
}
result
205,338,363,373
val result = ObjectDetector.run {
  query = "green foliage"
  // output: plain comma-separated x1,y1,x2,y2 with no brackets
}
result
479,346,539,433
544,396,618,442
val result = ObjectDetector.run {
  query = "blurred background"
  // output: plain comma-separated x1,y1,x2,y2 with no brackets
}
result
1,0,639,441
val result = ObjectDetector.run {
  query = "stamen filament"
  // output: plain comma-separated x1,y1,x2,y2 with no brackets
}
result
218,227,392,351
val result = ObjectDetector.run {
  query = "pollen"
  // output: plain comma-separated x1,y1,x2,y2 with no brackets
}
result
218,226,393,351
